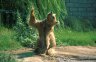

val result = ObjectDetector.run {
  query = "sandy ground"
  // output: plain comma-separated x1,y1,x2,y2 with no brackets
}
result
2,46,96,62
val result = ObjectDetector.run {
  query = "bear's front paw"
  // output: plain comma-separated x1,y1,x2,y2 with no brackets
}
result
31,8,34,15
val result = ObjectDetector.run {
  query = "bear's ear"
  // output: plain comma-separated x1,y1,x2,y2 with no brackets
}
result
50,11,52,14
48,11,52,15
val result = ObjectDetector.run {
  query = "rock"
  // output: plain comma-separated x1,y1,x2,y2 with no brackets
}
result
47,48,56,56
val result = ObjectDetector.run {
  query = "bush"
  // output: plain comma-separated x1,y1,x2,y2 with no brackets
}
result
14,11,37,48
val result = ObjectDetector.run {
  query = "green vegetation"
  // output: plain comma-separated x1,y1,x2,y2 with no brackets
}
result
55,29,96,46
0,0,96,52
0,27,22,51
0,53,17,62
64,17,94,31
13,0,67,47
14,11,37,47
14,0,96,47
15,0,67,27
15,0,96,47
30,0,67,20
0,1,96,62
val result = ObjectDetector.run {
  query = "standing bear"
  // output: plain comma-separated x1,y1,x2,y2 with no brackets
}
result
29,9,57,54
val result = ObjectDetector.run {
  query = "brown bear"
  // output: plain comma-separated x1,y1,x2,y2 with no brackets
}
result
29,9,57,54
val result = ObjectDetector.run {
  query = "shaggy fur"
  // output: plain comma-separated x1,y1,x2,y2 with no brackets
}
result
29,9,57,54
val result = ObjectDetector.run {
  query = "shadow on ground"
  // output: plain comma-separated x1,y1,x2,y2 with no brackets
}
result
12,46,96,62
17,51,35,58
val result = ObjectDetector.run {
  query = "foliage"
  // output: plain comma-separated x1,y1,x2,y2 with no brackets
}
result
91,19,96,28
14,0,33,22
14,11,37,47
34,0,67,27
6,0,96,47
0,27,22,51
0,53,17,62
55,29,96,46
13,0,67,47
64,16,94,31
14,0,67,27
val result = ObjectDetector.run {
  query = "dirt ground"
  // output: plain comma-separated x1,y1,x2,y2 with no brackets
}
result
3,46,96,62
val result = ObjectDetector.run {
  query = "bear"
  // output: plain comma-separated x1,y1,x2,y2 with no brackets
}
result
29,9,57,54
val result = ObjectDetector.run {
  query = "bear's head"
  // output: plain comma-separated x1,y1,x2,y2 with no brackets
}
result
47,12,58,26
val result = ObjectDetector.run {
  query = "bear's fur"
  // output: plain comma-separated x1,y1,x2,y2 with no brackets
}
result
29,9,57,54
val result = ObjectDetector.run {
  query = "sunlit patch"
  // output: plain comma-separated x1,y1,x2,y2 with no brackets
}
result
52,14,56,16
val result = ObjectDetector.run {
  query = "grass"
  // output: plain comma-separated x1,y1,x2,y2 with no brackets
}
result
55,29,96,46
0,25,96,52
0,53,17,62
0,27,22,51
